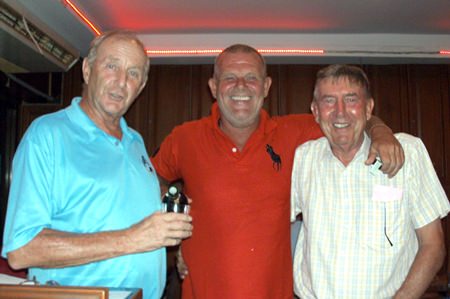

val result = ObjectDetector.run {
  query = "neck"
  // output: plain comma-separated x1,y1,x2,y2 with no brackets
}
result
331,142,363,166
219,119,258,151
79,98,123,140
333,150,356,166
330,133,365,166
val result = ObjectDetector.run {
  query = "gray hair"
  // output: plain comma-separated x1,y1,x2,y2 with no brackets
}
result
86,30,150,80
214,44,267,78
313,64,372,100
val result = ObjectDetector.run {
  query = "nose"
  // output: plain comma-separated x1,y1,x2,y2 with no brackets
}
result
235,77,246,88
117,70,128,88
335,99,345,115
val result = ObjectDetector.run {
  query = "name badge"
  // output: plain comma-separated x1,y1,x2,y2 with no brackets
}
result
371,184,403,202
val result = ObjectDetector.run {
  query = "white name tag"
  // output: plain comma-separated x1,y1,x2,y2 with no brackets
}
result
371,184,403,202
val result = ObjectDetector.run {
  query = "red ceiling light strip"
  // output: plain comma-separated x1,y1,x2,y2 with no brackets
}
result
147,49,223,55
258,49,324,54
62,0,101,36
57,2,447,58
61,0,323,55
147,49,324,56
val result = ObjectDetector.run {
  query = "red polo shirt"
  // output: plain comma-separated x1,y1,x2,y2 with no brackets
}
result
152,103,322,299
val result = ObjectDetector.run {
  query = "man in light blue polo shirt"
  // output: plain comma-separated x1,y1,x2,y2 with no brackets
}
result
2,30,193,299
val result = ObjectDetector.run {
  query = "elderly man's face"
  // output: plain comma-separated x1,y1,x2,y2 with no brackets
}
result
82,36,148,120
311,77,374,154
208,51,271,129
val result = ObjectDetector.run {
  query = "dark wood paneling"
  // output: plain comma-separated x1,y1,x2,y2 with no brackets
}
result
443,66,450,189
189,65,215,120
3,63,450,296
264,65,280,116
444,66,450,283
408,65,447,181
61,61,83,108
277,65,322,115
366,65,409,133
151,65,192,149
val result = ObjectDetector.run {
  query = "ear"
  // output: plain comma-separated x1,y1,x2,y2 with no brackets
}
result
263,76,272,97
208,78,218,99
310,100,320,123
82,58,91,84
137,77,148,95
366,98,375,121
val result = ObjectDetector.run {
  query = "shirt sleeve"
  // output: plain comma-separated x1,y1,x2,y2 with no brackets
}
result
403,134,450,228
2,123,54,257
290,146,304,222
288,113,324,145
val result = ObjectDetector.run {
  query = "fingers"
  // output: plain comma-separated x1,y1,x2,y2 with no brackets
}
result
381,145,405,178
367,135,405,178
367,143,405,178
178,264,189,279
168,238,183,247
365,151,377,165
159,213,193,246
176,248,189,279
164,213,193,237
133,212,193,250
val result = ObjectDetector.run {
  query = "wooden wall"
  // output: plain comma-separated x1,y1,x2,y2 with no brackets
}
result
2,62,450,294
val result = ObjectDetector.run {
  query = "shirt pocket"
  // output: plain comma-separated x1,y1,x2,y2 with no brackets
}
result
360,186,407,250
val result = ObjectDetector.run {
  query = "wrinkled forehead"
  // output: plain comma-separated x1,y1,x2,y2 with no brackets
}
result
216,52,265,75
99,36,145,57
321,75,363,86
316,76,368,96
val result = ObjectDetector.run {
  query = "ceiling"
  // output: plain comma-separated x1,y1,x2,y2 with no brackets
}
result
1,0,450,72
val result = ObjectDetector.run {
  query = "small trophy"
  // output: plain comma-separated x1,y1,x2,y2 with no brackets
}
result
162,185,190,214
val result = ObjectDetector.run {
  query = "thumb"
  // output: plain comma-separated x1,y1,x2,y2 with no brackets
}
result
365,150,377,165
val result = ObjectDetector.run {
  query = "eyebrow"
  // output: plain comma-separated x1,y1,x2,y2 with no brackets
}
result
104,56,143,71
319,91,359,99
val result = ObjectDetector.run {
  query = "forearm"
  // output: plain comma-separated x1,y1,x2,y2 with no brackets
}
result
366,115,392,137
394,242,446,298
7,212,193,270
7,228,134,269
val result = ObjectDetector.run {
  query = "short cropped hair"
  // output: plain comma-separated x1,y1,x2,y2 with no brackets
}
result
214,44,267,78
313,64,372,100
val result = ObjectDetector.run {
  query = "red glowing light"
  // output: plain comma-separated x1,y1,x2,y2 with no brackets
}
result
258,49,324,54
146,49,223,55
146,49,324,56
59,2,325,57
62,0,101,36
440,50,450,55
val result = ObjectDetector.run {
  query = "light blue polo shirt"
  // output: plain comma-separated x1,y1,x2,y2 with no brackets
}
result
2,97,165,299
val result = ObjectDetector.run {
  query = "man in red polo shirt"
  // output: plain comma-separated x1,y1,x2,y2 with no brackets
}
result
151,44,404,299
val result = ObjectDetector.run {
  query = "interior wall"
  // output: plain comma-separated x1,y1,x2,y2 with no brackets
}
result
1,62,449,291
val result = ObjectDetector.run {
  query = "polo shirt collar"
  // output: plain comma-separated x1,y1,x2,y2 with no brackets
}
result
209,102,278,135
65,97,134,142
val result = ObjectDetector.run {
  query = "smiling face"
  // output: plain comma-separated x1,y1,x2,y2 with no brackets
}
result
208,50,272,129
311,76,374,157
82,35,148,124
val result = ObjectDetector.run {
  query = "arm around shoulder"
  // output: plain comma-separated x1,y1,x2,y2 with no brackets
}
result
365,116,405,178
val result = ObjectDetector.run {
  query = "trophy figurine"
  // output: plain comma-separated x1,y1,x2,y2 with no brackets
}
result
162,185,190,214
